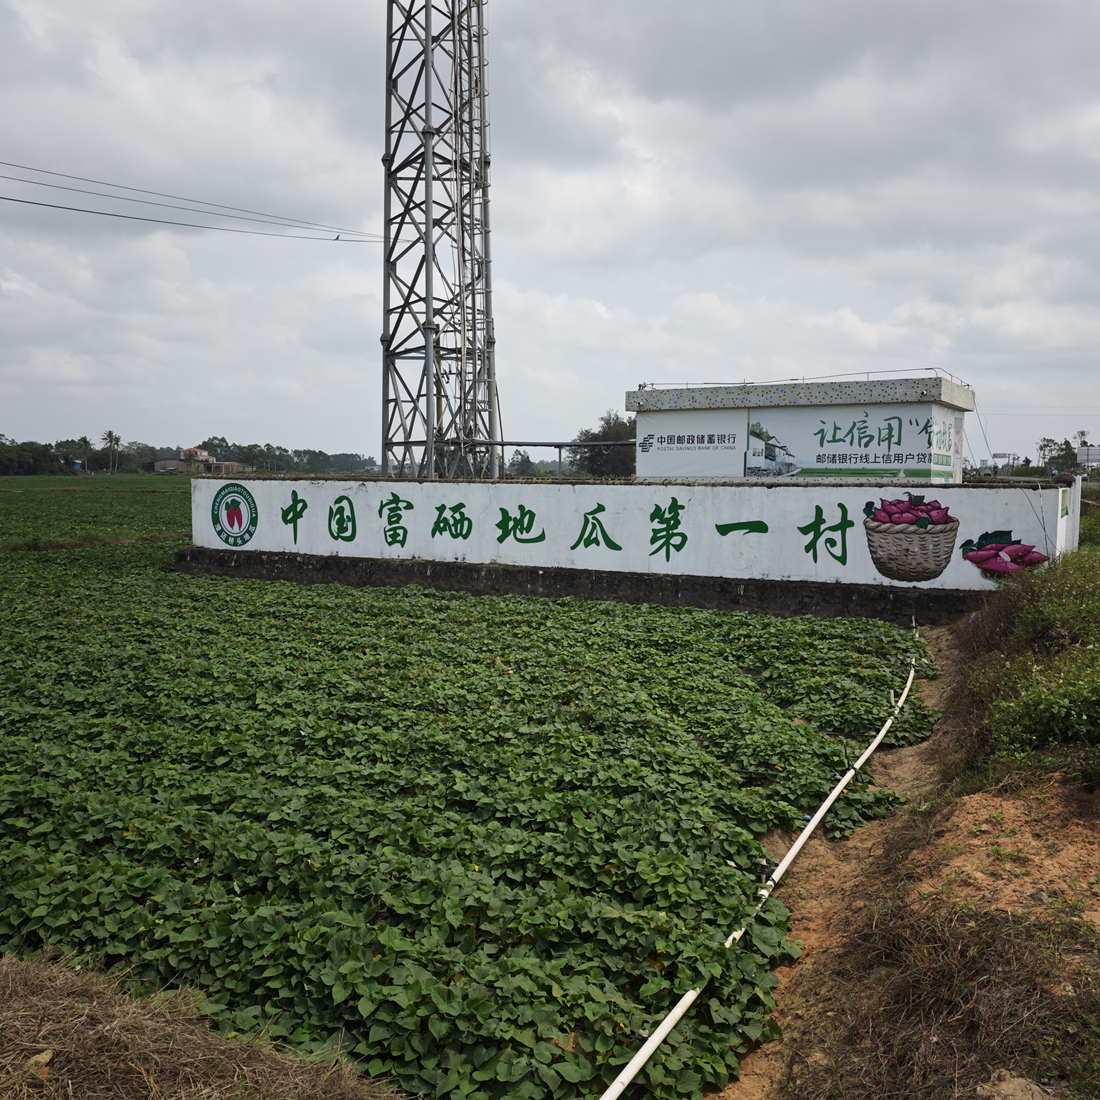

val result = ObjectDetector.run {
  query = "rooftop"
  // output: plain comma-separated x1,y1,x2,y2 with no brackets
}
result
626,376,975,413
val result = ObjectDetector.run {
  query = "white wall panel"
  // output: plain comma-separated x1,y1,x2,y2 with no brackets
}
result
192,478,1078,592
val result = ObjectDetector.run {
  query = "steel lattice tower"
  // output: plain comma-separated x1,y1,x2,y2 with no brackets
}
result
381,0,498,479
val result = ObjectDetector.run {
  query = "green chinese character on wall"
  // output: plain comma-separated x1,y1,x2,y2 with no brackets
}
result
281,489,308,544
378,492,413,547
715,519,768,536
878,416,902,450
495,505,545,544
328,495,357,542
570,503,622,551
798,503,854,565
649,497,687,561
909,416,934,449
431,502,473,540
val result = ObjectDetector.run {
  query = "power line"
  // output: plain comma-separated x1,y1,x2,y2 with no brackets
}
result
0,171,381,238
0,158,373,237
0,194,377,241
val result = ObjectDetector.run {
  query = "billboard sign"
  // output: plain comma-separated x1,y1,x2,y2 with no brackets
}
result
636,403,960,482
745,402,957,480
635,410,748,479
192,477,1079,592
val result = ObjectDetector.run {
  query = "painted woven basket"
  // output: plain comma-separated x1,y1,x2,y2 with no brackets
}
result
863,518,959,582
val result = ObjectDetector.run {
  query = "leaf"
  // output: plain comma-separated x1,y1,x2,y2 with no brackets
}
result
0,534,938,1100
555,1059,595,1083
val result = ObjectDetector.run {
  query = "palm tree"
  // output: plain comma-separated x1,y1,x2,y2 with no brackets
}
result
101,430,120,473
77,435,91,473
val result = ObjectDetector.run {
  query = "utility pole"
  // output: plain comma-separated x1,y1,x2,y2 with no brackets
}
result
381,0,498,479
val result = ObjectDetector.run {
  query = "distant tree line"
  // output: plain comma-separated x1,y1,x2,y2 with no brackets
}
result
1032,432,1090,474
993,432,1093,477
0,432,378,476
7,417,1092,482
0,435,71,475
4,412,634,479
195,438,377,475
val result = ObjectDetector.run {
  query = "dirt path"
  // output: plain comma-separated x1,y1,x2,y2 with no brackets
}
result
0,532,189,553
719,632,966,1099
719,628,1100,1099
721,739,941,1099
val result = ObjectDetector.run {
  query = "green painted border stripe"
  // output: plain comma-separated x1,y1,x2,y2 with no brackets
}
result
791,468,947,479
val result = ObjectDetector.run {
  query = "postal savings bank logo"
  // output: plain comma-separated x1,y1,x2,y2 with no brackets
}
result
211,483,258,547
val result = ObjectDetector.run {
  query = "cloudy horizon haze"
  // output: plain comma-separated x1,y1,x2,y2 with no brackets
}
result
2,0,1099,465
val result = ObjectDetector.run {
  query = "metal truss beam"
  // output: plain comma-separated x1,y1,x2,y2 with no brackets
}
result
382,0,498,479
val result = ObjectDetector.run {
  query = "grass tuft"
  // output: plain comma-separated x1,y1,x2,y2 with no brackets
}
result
0,953,397,1099
785,893,1100,1099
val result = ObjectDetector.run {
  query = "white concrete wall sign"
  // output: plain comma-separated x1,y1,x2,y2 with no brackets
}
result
192,478,1081,592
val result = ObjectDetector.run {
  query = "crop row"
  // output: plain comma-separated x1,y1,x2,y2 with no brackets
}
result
0,543,936,1100
0,484,191,549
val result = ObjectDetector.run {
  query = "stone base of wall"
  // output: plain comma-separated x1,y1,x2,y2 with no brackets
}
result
176,545,985,625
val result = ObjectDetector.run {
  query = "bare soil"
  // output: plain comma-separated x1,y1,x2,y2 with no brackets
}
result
0,533,189,554
719,628,1100,1099
720,746,939,1100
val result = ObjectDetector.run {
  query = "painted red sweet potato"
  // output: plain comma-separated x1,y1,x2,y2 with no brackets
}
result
879,494,955,524
965,549,1002,564
1022,551,1048,565
980,559,1022,575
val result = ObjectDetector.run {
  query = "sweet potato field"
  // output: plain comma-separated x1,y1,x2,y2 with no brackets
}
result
0,475,191,550
0,541,935,1100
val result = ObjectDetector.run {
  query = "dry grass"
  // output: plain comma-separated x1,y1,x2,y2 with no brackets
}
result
0,955,400,1100
783,893,1100,1099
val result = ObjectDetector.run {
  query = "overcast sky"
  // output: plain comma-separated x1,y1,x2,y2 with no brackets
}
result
2,0,1099,461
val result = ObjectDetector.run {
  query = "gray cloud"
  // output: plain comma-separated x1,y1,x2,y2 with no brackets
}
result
2,0,1099,458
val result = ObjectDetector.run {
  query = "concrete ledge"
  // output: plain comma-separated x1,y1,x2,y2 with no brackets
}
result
176,545,986,626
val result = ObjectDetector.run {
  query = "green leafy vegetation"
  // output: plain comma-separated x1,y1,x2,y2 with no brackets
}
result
0,542,933,1100
0,476,191,550
195,437,377,474
965,545,1100,751
1080,503,1100,548
568,411,636,478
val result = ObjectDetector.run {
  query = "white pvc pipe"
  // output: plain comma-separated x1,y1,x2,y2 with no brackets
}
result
596,663,917,1100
